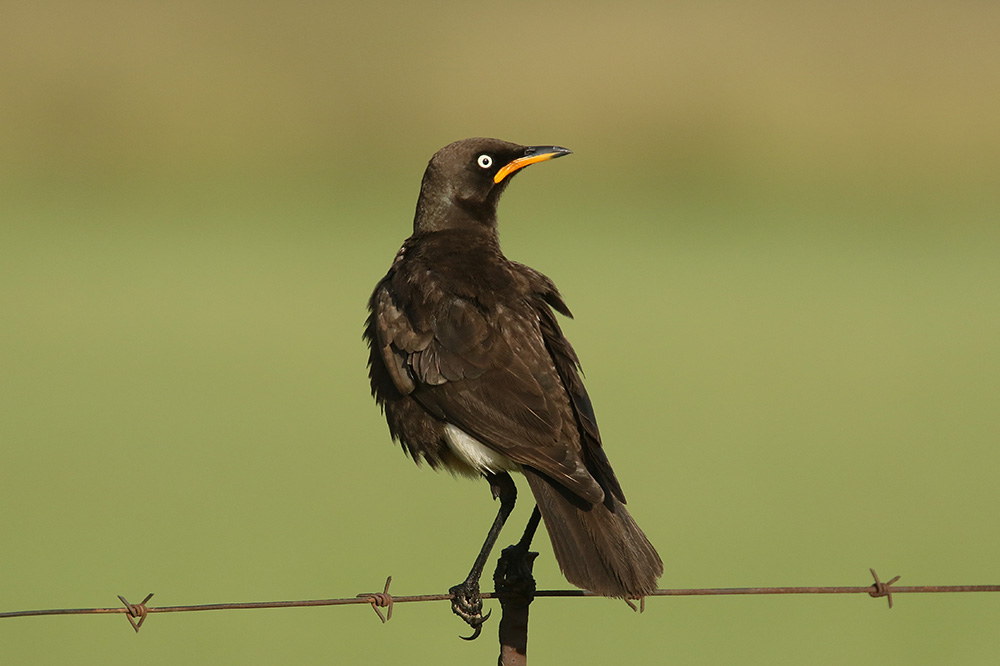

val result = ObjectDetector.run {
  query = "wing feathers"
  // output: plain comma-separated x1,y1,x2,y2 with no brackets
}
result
368,245,615,507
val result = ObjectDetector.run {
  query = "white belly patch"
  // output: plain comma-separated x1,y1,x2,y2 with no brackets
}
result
443,424,518,474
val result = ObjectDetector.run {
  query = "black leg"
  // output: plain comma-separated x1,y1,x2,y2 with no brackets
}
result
449,471,517,640
515,505,541,550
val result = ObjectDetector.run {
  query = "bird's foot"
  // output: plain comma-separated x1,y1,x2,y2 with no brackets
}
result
494,542,538,600
449,578,491,640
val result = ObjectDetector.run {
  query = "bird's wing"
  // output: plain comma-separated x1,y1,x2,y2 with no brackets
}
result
371,285,603,503
536,302,626,504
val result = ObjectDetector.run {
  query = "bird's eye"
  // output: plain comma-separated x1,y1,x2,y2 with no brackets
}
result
477,154,493,169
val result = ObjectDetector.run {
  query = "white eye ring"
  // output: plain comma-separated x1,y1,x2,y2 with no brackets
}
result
477,154,493,169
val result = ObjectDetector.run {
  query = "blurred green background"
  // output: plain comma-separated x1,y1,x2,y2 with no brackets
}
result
2,1,998,663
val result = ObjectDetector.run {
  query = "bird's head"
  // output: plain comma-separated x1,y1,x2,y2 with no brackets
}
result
413,138,571,233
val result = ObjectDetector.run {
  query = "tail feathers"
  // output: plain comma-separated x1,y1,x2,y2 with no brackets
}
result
524,468,663,598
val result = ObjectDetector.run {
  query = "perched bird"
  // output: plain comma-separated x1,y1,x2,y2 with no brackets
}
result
364,138,662,635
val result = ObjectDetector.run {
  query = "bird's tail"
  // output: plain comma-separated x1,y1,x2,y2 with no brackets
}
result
523,467,663,598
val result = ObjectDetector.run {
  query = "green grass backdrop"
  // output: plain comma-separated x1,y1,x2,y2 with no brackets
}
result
2,1,998,663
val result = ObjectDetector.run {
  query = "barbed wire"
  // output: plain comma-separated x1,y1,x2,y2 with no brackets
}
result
2,570,998,633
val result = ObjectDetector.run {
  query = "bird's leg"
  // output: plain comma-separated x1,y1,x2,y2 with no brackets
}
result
515,505,541,551
491,505,542,607
449,471,517,640
490,505,541,598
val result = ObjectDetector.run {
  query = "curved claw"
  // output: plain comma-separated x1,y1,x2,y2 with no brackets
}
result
449,580,492,640
459,609,493,641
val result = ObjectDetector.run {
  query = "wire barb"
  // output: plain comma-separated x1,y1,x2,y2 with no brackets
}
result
356,576,394,623
868,569,901,608
117,593,153,633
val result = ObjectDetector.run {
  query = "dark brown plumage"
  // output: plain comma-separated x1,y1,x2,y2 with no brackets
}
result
364,138,662,611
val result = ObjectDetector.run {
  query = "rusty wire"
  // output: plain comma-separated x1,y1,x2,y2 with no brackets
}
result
2,570,998,633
